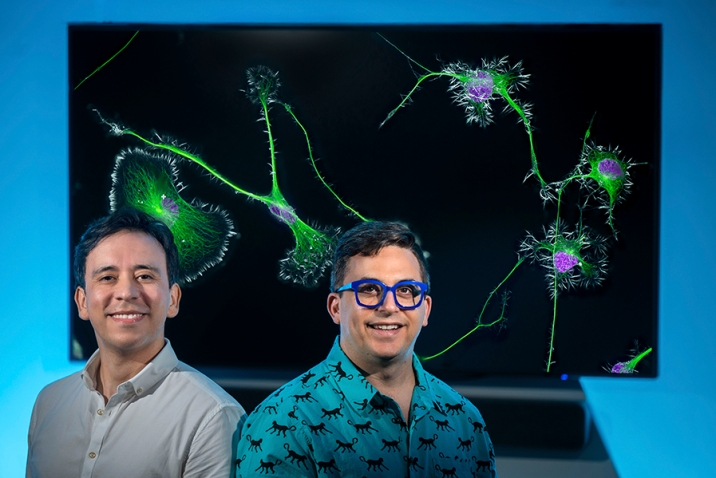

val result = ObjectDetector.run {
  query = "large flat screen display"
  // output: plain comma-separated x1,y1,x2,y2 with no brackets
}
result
70,25,659,379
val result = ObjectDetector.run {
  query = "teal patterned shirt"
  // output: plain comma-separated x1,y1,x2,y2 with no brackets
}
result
236,337,497,477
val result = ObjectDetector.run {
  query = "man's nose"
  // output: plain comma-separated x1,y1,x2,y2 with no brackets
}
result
377,288,401,312
114,277,139,300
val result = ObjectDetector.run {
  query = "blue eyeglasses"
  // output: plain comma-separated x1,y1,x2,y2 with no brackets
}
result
336,280,428,309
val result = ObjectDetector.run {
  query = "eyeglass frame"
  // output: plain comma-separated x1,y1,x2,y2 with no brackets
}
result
335,279,429,310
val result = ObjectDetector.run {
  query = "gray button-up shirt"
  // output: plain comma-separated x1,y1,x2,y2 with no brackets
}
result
27,340,245,477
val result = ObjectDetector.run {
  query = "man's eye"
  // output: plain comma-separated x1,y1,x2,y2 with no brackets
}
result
357,284,381,295
397,286,415,295
98,275,115,282
137,274,154,280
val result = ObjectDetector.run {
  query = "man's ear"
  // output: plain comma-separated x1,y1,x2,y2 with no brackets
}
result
327,292,341,325
167,283,182,318
421,295,432,327
74,286,89,321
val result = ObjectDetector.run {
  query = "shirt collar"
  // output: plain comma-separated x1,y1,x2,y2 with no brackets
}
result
325,336,439,412
410,348,444,417
81,349,101,391
80,339,179,397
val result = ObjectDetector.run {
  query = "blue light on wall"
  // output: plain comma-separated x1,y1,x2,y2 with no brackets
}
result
2,2,715,477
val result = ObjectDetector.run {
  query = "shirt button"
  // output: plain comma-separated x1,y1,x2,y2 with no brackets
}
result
97,409,103,416
89,452,96,459
137,388,143,394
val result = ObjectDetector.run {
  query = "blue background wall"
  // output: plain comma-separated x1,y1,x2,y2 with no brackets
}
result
1,1,714,476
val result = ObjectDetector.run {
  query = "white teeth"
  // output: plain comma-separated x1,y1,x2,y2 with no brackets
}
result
113,314,143,319
373,324,399,330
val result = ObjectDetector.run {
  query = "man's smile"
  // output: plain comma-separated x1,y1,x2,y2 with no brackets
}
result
367,322,405,337
369,324,401,331
109,312,146,323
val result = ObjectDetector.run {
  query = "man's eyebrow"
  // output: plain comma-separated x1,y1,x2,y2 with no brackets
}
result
90,264,162,276
134,264,161,274
358,277,419,284
356,276,381,283
90,265,118,277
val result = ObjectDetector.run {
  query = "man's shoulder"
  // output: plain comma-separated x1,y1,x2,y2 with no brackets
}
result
30,370,87,431
36,370,84,402
246,361,330,415
422,370,481,411
171,361,243,410
422,369,461,395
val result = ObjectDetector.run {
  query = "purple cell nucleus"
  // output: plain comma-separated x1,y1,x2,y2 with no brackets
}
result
465,71,494,103
160,197,180,227
598,158,624,180
162,196,179,214
270,204,297,225
611,362,630,374
553,251,579,273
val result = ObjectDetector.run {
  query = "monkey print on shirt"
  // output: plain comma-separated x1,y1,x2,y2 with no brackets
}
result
235,337,497,477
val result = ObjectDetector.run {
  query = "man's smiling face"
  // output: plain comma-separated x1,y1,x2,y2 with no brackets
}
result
327,245,431,370
75,230,181,358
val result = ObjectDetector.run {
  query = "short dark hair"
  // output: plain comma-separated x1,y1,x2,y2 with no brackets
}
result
73,208,180,289
330,221,430,292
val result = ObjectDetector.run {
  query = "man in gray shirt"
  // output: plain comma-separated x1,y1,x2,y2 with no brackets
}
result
27,208,245,477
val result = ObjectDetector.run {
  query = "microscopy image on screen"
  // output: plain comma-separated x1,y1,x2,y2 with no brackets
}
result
70,26,659,378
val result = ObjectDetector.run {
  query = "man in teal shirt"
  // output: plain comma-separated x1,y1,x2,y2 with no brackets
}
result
236,222,496,477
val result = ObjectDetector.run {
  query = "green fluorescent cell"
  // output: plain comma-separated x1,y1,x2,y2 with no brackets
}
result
377,34,547,193
97,65,365,288
110,147,235,284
